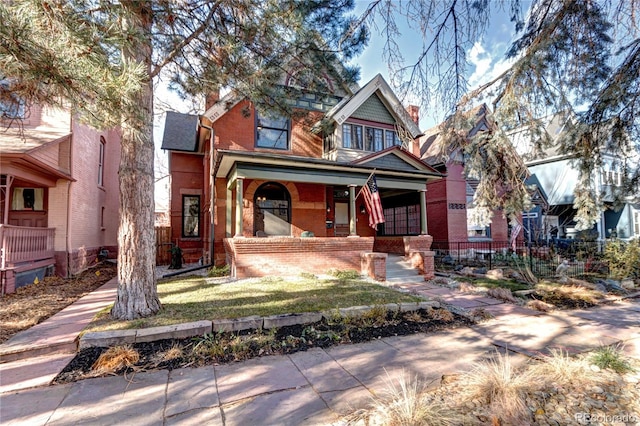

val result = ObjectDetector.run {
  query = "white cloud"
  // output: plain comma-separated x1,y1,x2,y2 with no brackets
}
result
468,42,493,88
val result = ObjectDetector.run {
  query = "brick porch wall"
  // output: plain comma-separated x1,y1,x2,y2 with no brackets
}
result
224,237,374,278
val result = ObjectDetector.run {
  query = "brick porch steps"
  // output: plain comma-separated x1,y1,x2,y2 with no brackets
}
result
0,278,118,364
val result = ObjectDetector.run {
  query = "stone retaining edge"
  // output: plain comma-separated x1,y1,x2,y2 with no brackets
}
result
78,301,442,349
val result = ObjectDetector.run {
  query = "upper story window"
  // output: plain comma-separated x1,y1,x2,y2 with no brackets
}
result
342,123,401,153
98,137,105,186
602,165,621,186
256,112,289,150
634,210,639,237
182,195,200,238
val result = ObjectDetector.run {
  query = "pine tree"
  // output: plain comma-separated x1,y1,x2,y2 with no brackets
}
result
0,0,365,319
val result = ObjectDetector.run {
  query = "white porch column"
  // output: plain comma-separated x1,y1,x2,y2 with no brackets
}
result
348,184,357,236
419,188,428,235
1,175,14,225
234,178,244,237
225,186,233,237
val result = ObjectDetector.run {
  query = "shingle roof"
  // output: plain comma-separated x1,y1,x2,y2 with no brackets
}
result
160,111,200,152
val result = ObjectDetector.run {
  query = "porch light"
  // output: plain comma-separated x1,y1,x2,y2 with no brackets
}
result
326,203,331,212
360,204,366,214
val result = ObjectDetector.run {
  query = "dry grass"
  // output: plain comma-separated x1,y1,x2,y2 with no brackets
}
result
161,344,184,361
535,282,603,307
91,345,140,373
486,287,517,303
461,351,541,424
428,308,454,322
526,299,554,312
530,348,591,386
348,370,459,426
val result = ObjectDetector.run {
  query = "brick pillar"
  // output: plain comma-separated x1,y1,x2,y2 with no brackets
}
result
361,252,387,281
409,250,436,280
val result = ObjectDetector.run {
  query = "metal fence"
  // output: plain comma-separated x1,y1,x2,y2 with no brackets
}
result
432,240,608,278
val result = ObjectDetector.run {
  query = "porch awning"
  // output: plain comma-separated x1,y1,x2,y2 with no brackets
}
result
214,149,443,191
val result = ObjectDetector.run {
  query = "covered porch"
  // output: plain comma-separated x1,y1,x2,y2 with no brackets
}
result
213,149,441,279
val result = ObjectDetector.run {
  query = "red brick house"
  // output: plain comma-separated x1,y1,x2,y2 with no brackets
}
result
162,73,443,278
1,103,120,294
416,105,514,249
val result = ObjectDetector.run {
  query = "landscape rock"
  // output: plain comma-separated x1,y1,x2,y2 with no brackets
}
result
486,269,504,280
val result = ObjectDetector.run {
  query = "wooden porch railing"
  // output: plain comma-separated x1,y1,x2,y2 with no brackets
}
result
0,225,55,269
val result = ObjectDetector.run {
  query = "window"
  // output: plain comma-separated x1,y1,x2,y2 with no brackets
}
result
11,188,44,210
182,195,200,237
254,182,291,236
385,130,401,148
365,127,384,152
256,112,289,150
380,205,420,236
98,137,105,186
634,210,640,237
0,80,24,119
343,123,399,152
342,123,363,149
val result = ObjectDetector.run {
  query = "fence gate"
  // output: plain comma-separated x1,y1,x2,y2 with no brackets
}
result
155,226,171,265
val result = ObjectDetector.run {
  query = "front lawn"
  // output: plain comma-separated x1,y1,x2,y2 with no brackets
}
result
86,273,422,332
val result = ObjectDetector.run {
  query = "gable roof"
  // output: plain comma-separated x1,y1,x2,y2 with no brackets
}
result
160,111,200,152
419,104,493,164
323,74,422,138
351,146,440,174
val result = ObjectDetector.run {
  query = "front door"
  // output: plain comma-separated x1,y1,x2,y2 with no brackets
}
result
334,202,349,236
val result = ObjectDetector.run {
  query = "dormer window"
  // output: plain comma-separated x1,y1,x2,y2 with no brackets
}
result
256,112,289,150
0,80,24,119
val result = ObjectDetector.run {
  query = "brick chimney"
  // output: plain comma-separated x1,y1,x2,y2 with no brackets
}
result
205,90,220,110
406,105,420,126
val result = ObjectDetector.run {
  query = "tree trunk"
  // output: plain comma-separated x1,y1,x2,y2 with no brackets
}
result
111,3,161,319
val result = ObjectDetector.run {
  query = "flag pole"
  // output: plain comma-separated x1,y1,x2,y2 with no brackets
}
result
355,168,376,200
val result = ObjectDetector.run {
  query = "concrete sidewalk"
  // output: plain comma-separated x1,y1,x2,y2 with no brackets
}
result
2,300,639,425
1,272,639,425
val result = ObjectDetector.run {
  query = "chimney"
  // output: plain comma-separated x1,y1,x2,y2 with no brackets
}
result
406,105,420,126
205,90,220,110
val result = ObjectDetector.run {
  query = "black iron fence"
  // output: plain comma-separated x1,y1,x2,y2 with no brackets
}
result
432,240,608,278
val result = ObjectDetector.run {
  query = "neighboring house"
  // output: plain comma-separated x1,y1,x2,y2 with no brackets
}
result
1,102,120,294
161,72,443,278
512,113,640,241
416,105,513,247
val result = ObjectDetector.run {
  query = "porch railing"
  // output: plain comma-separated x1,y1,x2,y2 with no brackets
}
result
0,225,55,269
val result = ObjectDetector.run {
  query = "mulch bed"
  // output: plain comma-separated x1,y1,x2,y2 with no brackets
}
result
0,262,117,344
53,309,474,384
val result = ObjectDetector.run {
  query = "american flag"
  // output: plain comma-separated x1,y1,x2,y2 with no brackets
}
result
362,174,385,230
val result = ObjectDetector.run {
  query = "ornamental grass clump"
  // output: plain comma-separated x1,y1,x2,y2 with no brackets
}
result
91,345,140,374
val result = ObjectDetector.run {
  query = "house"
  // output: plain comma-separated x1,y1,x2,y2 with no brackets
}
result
512,113,640,241
161,72,443,279
416,105,515,251
1,102,120,294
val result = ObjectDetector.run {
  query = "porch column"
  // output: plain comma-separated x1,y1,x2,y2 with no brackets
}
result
226,186,233,237
1,175,14,225
348,184,357,236
234,178,244,237
419,188,428,235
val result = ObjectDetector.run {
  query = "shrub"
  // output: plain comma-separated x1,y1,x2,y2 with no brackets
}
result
604,238,640,280
207,264,230,277
328,269,361,280
590,345,635,373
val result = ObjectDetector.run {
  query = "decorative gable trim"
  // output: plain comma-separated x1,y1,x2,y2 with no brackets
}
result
325,74,422,138
351,146,440,174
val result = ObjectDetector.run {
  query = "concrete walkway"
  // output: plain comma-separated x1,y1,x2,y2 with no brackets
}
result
1,275,639,425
